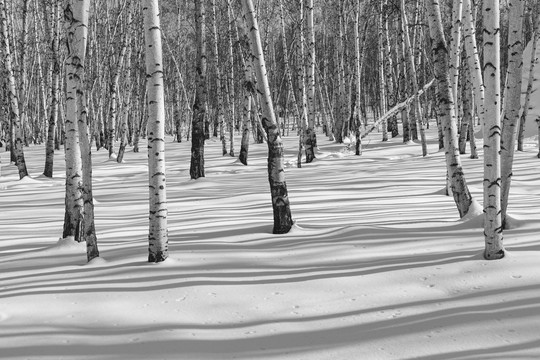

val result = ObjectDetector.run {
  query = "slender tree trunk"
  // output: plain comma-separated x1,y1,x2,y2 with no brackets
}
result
241,0,293,234
378,1,388,142
425,0,474,219
518,13,539,151
190,0,206,179
500,0,525,228
0,0,28,179
211,0,227,156
43,0,61,178
143,0,168,263
107,20,129,159
305,0,316,163
448,0,463,106
482,0,505,259
226,5,236,157
296,0,308,168
354,0,363,155
462,0,485,128
401,0,427,155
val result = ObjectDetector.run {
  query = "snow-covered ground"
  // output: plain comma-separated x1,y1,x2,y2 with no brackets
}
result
1,117,540,360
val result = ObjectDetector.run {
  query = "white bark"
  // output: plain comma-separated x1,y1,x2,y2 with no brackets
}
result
425,0,474,219
500,0,525,228
462,0,485,126
240,0,293,234
482,0,504,259
143,0,168,263
0,0,28,179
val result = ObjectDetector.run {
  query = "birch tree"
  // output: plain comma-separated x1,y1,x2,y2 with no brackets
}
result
240,0,293,234
0,0,28,179
518,9,539,151
63,0,85,241
190,0,206,179
425,0,474,219
211,0,227,156
143,0,168,263
43,0,61,178
305,0,316,163
482,0,505,259
500,0,525,228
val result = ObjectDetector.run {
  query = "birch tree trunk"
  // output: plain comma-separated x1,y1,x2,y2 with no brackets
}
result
518,13,539,151
62,0,87,241
425,0,474,219
241,0,293,234
354,0,362,155
378,1,388,142
43,0,61,178
211,0,227,156
226,5,236,157
482,0,505,259
500,0,525,228
143,0,168,263
190,0,206,179
462,0,485,127
296,0,308,168
305,0,316,163
234,13,253,166
107,20,129,159
448,0,463,105
0,0,28,179
401,0,427,156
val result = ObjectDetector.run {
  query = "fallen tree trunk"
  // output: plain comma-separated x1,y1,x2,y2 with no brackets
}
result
362,78,435,139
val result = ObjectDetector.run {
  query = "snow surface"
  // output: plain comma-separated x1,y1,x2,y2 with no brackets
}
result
1,128,540,359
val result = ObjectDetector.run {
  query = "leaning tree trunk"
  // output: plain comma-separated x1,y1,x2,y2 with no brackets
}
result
190,0,206,179
0,0,28,179
500,0,525,229
107,22,129,159
143,0,168,263
241,0,293,234
482,0,505,259
425,0,474,219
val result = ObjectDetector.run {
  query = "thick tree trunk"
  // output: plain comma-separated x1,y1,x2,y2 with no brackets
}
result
425,0,474,219
241,0,293,234
143,0,168,263
63,0,88,241
482,0,505,259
